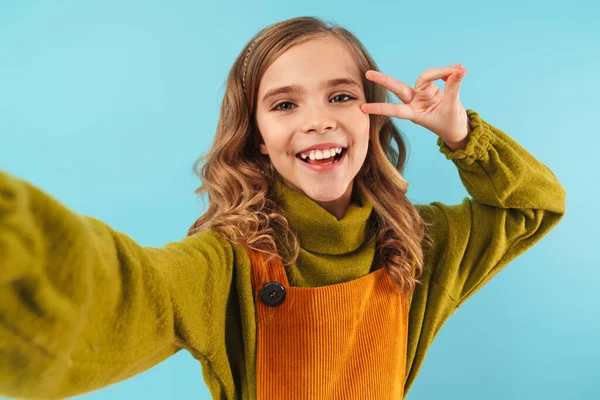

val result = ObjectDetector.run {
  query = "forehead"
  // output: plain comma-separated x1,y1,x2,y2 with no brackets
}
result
258,37,362,93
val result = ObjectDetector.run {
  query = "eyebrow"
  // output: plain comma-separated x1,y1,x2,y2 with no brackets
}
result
261,77,362,105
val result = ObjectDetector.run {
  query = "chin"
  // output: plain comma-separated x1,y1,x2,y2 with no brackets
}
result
299,182,348,202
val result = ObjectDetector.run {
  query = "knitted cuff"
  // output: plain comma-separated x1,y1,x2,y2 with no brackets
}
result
436,109,495,166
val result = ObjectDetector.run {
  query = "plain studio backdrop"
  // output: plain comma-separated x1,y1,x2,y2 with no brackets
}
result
1,1,598,399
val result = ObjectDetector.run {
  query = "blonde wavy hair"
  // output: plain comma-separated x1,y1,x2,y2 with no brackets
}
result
187,16,435,295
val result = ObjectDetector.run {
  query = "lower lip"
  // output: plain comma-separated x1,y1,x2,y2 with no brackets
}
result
296,149,347,172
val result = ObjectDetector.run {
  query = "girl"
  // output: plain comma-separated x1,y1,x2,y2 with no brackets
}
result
0,16,566,400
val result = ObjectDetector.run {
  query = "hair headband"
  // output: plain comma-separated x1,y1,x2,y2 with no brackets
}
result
242,39,258,95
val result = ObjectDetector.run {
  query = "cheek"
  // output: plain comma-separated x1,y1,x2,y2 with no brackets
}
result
350,112,370,160
256,114,279,144
347,108,370,139
256,121,293,154
347,104,369,123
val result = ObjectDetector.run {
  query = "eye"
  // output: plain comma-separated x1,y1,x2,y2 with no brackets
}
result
271,94,356,112
273,101,296,112
331,94,355,103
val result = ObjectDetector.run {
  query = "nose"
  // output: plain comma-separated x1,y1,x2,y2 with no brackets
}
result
301,103,337,134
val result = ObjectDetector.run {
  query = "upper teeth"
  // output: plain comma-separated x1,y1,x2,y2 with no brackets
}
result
299,147,343,160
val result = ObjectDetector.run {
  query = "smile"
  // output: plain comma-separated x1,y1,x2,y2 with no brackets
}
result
295,147,347,172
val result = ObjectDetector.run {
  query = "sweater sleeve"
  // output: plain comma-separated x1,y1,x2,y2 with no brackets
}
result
403,109,566,394
0,171,234,399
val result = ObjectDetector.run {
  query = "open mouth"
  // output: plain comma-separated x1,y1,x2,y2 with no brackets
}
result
295,147,347,165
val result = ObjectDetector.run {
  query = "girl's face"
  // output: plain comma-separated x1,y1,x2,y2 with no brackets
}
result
255,36,370,217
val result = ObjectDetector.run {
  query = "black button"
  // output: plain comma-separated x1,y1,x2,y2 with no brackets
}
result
260,282,286,307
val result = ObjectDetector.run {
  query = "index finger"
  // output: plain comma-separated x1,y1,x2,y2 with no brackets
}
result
414,63,462,89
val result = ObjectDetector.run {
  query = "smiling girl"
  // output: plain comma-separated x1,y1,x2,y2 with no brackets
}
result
0,16,565,400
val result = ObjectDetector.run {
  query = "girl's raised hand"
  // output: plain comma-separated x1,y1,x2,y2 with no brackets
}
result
360,64,471,147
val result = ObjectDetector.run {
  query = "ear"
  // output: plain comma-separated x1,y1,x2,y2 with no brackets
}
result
259,143,269,155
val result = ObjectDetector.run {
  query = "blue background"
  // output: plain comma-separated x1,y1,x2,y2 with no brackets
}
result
1,0,598,399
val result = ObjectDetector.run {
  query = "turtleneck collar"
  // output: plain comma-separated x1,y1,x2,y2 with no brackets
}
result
273,179,374,255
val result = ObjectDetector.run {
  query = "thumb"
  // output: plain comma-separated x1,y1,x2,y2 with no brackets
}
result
445,68,467,104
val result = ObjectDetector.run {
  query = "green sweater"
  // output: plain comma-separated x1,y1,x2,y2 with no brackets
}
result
0,110,566,400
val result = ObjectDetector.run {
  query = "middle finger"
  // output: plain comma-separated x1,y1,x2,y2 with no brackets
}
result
365,70,414,104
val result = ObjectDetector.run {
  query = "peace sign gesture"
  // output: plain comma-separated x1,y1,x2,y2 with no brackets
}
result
360,63,471,150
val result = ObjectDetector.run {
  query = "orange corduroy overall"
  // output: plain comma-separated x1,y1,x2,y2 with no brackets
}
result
248,248,409,399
